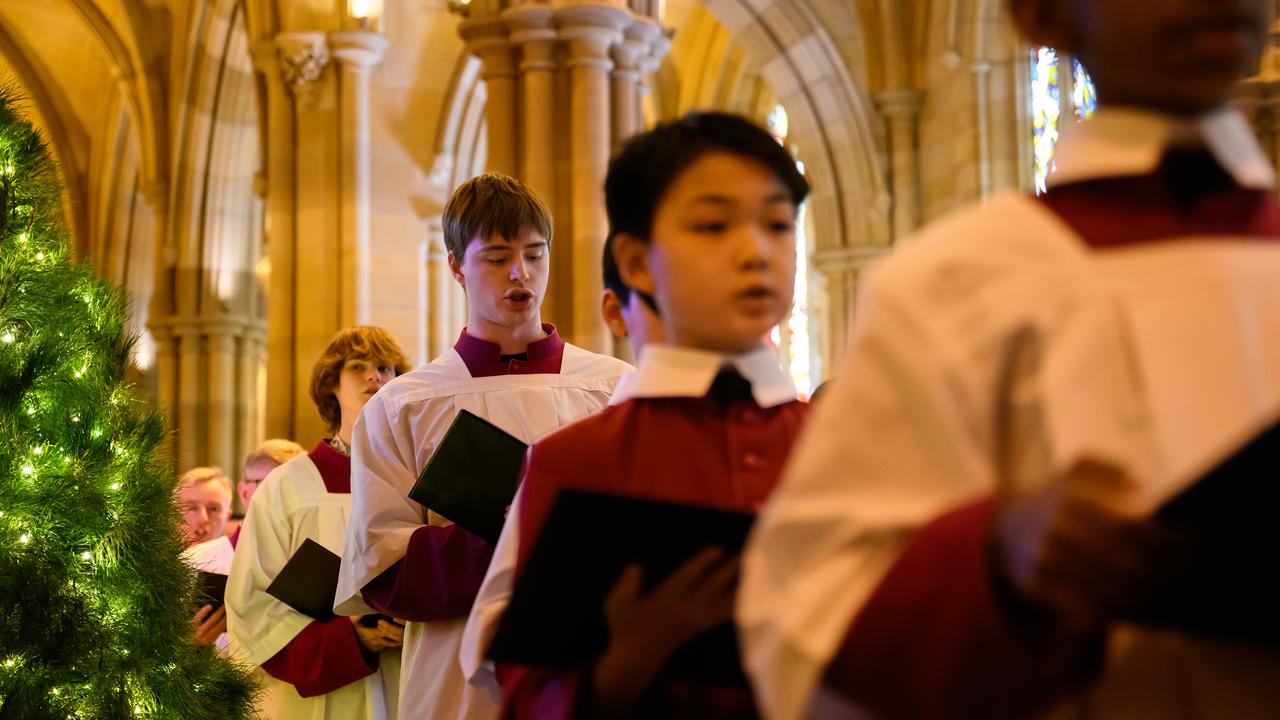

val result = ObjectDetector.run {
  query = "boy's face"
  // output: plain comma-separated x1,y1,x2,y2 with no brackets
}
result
450,229,549,336
334,355,396,427
1014,0,1272,114
619,151,797,354
179,480,231,546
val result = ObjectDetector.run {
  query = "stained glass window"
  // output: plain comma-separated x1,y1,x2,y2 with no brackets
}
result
766,104,815,396
1031,47,1098,193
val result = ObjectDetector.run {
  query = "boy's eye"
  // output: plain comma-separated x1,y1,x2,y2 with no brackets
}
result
485,257,508,265
769,220,796,233
691,222,728,234
377,365,392,374
524,252,544,261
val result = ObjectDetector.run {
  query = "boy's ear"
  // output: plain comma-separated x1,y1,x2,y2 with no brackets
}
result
600,289,629,339
448,251,465,287
1008,0,1076,54
611,233,656,297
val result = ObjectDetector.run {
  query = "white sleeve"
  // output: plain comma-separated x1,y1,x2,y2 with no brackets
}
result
738,272,997,720
335,391,439,615
458,484,524,693
225,475,313,666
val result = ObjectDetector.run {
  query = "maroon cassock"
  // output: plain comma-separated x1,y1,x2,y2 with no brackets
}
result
822,148,1280,719
498,374,809,719
360,327,566,622
260,441,378,697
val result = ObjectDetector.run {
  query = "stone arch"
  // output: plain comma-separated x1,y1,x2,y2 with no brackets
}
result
154,0,266,475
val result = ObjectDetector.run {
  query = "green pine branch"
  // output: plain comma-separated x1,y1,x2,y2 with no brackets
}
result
0,88,258,719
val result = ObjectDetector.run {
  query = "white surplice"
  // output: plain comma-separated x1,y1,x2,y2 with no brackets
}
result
335,343,630,720
739,109,1280,720
226,454,401,720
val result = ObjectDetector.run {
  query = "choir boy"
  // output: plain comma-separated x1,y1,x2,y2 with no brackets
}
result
497,112,811,719
334,174,632,719
740,0,1280,717
457,233,666,700
227,326,411,718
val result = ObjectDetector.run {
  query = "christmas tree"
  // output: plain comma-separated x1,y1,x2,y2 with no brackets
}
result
0,91,256,717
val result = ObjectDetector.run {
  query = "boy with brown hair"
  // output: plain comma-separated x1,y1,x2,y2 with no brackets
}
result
741,1,1280,718
334,174,631,719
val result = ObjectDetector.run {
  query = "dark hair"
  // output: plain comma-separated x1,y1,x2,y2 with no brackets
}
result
309,326,411,434
605,112,811,243
443,173,553,259
601,233,631,304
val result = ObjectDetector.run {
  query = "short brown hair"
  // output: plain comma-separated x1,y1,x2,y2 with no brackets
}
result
443,173,553,259
309,326,411,434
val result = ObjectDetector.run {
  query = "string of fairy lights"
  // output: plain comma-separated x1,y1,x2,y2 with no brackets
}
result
0,106,166,719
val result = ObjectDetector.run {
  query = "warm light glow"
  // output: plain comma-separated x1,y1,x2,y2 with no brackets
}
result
348,0,383,20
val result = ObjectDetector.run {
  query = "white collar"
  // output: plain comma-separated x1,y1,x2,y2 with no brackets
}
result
609,343,797,408
1048,106,1275,191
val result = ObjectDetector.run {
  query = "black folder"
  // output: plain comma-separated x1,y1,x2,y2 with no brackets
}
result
265,538,341,621
1126,416,1280,646
408,410,527,543
195,571,228,609
487,490,757,688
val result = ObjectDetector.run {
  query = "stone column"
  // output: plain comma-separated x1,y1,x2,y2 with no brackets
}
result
204,319,240,475
610,19,653,150
875,89,923,240
330,31,388,327
462,19,519,176
507,5,559,320
174,321,203,471
560,3,629,354
425,218,454,359
971,61,994,199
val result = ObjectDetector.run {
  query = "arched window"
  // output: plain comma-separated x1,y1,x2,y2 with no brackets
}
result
766,104,815,395
1032,47,1098,193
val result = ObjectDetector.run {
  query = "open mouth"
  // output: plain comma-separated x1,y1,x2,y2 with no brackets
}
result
505,289,534,308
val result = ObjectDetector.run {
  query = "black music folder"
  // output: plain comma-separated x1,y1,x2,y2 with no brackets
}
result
487,490,757,687
195,571,228,609
265,539,341,621
1128,416,1280,646
408,410,527,543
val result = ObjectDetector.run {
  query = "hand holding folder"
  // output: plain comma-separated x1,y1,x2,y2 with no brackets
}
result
408,410,527,543
488,490,756,688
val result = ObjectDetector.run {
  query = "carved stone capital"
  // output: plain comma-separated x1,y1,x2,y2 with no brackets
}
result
274,32,330,107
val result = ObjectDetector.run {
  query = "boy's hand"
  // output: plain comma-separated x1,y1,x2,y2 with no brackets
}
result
351,615,404,652
995,460,1188,627
590,548,739,718
193,604,227,648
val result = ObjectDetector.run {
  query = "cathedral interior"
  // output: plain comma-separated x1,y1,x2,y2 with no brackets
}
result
4,0,1280,502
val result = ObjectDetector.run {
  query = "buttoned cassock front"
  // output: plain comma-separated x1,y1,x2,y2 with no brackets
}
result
490,344,810,719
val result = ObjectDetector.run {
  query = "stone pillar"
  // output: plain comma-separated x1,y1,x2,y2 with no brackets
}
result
971,61,994,199
330,31,388,327
875,90,923,240
463,19,519,176
205,320,240,475
560,4,629,354
508,5,559,320
426,217,454,359
174,322,203,471
610,19,653,150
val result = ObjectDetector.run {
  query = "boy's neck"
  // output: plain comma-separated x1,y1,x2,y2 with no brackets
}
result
466,316,547,355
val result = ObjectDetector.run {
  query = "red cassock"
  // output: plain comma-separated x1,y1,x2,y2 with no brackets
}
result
498,344,810,720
